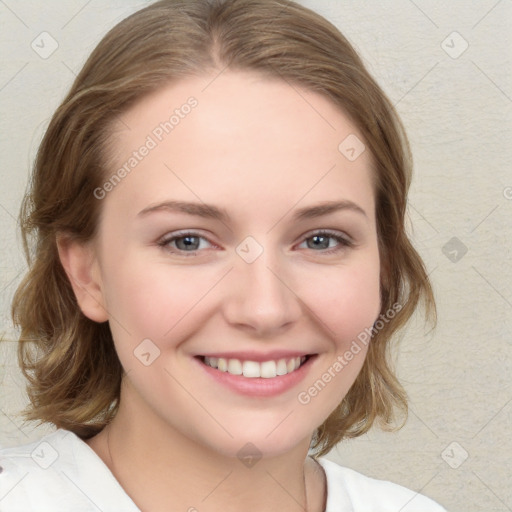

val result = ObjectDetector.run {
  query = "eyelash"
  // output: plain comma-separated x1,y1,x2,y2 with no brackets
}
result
157,230,354,257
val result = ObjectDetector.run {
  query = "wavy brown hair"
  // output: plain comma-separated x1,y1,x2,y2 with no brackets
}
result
11,0,435,456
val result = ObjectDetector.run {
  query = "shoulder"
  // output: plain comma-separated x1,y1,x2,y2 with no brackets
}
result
317,457,447,512
0,429,138,512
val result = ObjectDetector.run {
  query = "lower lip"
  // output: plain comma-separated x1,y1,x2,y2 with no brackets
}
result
195,356,316,397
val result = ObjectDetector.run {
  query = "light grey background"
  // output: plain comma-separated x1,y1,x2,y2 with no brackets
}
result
1,1,511,511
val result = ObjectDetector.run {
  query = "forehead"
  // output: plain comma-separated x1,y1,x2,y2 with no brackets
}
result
102,71,375,225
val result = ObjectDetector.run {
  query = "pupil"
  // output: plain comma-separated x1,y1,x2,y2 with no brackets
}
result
178,236,199,250
309,235,329,249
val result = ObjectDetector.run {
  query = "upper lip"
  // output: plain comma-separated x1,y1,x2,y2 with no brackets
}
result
197,351,314,362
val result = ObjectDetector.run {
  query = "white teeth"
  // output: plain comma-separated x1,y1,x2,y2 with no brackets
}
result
243,360,260,378
203,356,307,378
260,360,277,379
227,359,243,375
218,358,228,372
276,359,288,375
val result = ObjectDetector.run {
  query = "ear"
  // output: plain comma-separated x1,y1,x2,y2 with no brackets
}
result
56,233,109,323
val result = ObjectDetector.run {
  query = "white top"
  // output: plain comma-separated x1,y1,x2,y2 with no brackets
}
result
0,429,447,511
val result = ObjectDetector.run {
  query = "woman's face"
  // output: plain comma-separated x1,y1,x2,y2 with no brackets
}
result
86,71,381,457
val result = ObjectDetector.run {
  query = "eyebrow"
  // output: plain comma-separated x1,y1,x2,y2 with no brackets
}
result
137,199,367,221
293,200,367,220
138,201,230,222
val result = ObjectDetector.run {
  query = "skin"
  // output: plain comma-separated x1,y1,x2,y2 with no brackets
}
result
58,70,381,511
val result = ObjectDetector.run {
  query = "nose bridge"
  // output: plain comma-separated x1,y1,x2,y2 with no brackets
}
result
223,239,301,335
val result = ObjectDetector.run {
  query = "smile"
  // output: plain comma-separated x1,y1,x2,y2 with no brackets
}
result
195,353,316,397
201,356,309,378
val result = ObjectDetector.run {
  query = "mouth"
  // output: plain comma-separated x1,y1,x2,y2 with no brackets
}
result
197,354,313,378
194,353,317,397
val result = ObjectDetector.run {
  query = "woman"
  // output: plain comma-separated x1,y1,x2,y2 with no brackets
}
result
1,1,446,510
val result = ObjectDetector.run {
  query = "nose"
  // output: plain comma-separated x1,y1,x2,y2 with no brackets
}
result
222,246,302,337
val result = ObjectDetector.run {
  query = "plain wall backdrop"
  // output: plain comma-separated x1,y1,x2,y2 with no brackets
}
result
0,1,511,510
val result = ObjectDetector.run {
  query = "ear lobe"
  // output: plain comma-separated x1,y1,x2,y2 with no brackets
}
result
56,233,109,323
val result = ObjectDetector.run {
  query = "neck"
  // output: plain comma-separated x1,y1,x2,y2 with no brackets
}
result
87,380,326,512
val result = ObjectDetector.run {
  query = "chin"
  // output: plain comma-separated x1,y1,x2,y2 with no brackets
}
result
185,418,314,462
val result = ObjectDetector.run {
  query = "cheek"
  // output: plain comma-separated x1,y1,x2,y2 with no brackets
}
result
295,255,381,347
293,255,381,411
101,256,221,347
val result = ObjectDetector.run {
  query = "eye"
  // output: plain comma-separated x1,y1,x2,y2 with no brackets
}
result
157,231,215,256
297,230,353,254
